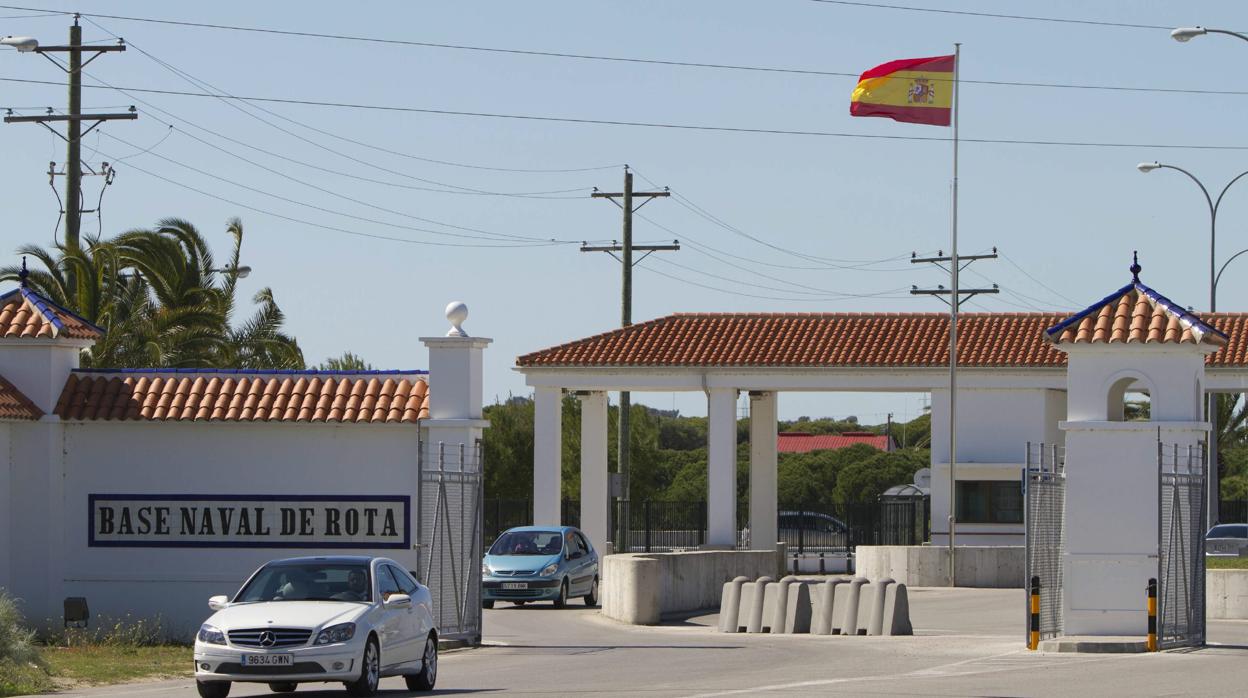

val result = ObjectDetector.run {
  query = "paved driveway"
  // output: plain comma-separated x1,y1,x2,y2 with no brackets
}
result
36,588,1248,697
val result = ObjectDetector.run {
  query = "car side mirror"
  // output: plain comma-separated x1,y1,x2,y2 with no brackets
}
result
208,595,230,611
384,593,412,609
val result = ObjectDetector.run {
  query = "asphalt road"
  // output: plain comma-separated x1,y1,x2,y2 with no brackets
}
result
35,588,1248,697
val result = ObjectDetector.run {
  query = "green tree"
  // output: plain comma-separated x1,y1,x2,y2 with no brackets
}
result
1,218,303,369
318,351,373,371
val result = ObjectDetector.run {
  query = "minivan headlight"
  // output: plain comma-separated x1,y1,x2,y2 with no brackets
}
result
540,563,559,577
482,561,493,577
197,624,225,645
315,622,357,645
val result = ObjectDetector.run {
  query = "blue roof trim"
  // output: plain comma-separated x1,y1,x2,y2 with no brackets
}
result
1,286,105,335
1045,281,1228,341
72,368,428,375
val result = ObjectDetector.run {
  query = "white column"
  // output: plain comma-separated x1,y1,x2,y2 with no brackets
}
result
578,392,609,556
749,391,778,550
707,388,739,548
533,386,563,526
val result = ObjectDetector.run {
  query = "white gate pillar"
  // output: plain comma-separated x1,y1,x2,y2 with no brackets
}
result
748,391,778,550
578,391,609,555
707,388,739,548
533,386,563,526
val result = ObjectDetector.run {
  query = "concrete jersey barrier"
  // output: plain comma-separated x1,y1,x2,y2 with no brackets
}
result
601,550,777,625
719,575,912,637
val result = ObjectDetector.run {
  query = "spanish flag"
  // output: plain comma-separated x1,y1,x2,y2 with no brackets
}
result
850,54,954,126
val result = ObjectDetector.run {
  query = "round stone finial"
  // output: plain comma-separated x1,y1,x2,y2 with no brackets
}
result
1130,250,1141,283
445,301,469,337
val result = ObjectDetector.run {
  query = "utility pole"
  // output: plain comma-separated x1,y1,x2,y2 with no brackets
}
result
886,412,893,452
911,246,998,585
584,166,673,550
2,14,135,289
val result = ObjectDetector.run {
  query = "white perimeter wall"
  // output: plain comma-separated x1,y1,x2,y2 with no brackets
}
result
6,420,422,636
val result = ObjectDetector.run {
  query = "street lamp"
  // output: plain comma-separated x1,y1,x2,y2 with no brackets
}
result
1137,162,1248,528
0,36,39,52
213,265,251,279
1171,26,1248,43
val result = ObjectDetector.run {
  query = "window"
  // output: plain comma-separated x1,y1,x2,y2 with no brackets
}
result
956,481,1023,524
388,565,420,595
377,564,402,600
574,532,592,554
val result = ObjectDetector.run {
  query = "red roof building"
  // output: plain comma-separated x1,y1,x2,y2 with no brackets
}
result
777,431,894,453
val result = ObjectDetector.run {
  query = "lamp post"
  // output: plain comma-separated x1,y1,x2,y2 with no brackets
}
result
1171,26,1248,44
1137,162,1248,528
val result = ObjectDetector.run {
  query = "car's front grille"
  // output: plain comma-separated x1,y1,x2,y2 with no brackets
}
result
228,627,313,649
215,662,325,676
494,569,536,576
493,588,545,598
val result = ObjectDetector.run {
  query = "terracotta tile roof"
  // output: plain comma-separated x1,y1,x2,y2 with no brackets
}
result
0,375,42,420
777,431,892,453
518,310,1248,369
1046,282,1227,347
54,371,429,423
517,313,1070,367
0,287,104,340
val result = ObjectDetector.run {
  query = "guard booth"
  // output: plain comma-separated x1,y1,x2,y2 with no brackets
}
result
1025,258,1215,649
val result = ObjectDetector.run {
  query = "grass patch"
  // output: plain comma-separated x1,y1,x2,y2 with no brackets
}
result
40,644,191,686
1208,556,1248,570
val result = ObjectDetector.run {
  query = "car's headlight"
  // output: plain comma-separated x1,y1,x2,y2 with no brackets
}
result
482,561,493,577
315,622,357,646
197,624,226,645
540,563,559,577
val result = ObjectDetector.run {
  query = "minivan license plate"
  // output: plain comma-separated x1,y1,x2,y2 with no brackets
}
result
242,653,293,666
502,582,528,590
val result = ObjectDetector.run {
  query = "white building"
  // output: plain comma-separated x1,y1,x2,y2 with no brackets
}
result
0,282,489,635
516,268,1248,558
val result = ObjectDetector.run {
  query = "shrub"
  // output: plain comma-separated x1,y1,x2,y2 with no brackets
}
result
47,614,172,648
0,588,50,696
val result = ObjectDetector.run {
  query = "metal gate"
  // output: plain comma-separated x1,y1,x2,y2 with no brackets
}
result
417,441,483,644
1024,443,1065,644
1157,441,1206,649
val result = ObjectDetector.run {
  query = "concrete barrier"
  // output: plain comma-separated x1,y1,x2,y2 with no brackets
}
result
1207,570,1248,620
882,583,913,635
855,545,1024,588
865,578,894,636
778,580,813,634
811,577,849,635
601,555,661,625
838,577,870,635
745,576,774,633
601,549,777,625
717,576,751,632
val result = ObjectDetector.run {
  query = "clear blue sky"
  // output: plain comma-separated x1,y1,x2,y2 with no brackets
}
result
2,1,1246,423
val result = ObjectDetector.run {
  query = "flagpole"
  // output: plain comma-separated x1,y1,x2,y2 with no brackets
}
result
948,42,961,588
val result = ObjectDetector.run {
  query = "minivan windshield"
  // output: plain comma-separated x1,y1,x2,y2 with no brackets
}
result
235,562,372,603
489,530,563,556
1207,524,1248,539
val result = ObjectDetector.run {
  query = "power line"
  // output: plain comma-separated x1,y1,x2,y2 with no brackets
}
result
98,130,582,246
9,75,1248,151
648,255,910,299
97,150,578,250
806,0,1182,31
6,4,1246,97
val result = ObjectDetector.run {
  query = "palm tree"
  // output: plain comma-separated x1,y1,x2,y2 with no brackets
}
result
1,218,303,369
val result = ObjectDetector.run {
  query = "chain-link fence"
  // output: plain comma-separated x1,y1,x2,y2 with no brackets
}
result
1158,441,1206,650
1025,443,1065,645
417,441,482,645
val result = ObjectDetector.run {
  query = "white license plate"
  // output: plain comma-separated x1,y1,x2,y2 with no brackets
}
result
502,582,528,590
241,653,293,666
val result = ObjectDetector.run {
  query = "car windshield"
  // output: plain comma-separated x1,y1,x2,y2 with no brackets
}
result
1207,525,1248,539
235,562,372,603
489,530,564,556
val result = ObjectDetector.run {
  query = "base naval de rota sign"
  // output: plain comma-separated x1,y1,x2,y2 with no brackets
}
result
88,494,410,549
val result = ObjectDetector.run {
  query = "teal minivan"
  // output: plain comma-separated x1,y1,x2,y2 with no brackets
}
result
481,526,599,608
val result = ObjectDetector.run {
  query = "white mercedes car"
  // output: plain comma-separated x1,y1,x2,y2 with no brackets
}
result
193,556,437,697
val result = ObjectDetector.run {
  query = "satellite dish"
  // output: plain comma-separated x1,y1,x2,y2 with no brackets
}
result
913,468,931,488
